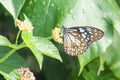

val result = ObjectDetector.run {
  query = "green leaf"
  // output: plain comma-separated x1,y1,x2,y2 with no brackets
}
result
95,0,120,78
32,37,62,62
63,0,120,76
62,0,109,75
78,43,103,75
0,69,19,80
0,47,26,80
21,31,44,69
95,0,120,36
22,31,62,69
82,59,119,80
0,35,10,45
101,30,120,78
105,46,120,78
21,0,77,37
28,45,43,69
63,0,105,27
0,0,25,20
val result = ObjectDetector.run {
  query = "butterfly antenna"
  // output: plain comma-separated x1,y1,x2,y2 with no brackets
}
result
61,25,64,35
62,25,64,28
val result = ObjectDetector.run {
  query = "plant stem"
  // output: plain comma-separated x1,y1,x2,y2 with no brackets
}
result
0,49,17,63
15,30,21,44
3,44,17,49
0,42,26,63
45,36,52,40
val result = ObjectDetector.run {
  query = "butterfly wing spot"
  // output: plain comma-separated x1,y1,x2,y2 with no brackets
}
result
79,28,85,32
81,33,86,39
84,32,87,35
95,33,98,35
87,27,92,31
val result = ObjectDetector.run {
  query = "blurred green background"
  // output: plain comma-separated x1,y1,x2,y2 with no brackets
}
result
0,0,120,80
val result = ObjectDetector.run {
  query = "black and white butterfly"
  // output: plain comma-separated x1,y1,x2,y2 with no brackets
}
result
63,26,104,56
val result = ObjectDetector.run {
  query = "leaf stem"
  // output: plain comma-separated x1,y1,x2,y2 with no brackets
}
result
15,30,21,44
0,49,17,63
45,36,53,40
0,42,26,63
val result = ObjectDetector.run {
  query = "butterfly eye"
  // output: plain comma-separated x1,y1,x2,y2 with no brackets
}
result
63,26,104,56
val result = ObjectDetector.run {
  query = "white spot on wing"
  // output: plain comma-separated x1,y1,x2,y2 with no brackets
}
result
79,28,85,32
81,33,86,39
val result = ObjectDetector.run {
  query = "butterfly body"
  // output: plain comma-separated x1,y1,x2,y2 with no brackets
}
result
63,26,104,56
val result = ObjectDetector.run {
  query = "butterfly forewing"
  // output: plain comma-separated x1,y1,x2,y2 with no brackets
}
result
78,27,104,45
64,28,88,56
63,26,104,56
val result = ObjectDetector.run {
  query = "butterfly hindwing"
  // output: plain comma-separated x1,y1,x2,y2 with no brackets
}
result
63,26,104,56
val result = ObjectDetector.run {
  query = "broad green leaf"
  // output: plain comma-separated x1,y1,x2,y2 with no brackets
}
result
0,35,10,45
95,0,120,78
0,0,25,20
0,47,26,80
21,0,77,37
94,0,120,36
62,0,120,77
63,0,105,27
63,0,110,75
102,30,120,78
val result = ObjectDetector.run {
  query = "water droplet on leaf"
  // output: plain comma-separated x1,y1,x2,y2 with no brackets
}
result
72,14,76,19
82,8,86,14
42,1,46,5
68,9,74,14
57,8,60,10
51,3,55,7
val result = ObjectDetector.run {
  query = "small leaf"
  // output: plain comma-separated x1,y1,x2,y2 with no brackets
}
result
29,45,43,69
33,37,62,62
0,35,10,46
2,69,19,80
21,31,44,69
0,71,13,80
22,31,62,69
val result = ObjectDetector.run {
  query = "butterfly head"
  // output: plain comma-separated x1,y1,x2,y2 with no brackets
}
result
62,26,67,34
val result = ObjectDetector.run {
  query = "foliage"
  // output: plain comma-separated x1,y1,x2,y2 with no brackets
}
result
0,0,120,80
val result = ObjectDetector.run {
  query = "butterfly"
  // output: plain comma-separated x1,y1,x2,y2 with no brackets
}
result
63,26,104,56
